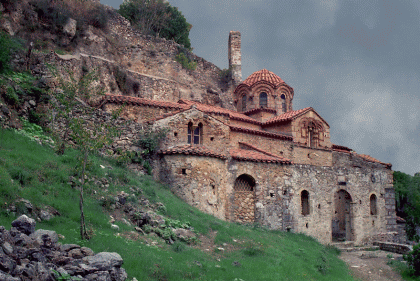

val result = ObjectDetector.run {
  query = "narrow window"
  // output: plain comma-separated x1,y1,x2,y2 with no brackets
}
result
187,122,193,144
281,94,286,112
242,95,247,111
193,123,202,144
259,92,267,107
301,190,310,215
370,194,377,215
308,126,316,148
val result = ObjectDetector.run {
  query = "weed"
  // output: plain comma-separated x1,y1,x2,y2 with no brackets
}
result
175,53,197,70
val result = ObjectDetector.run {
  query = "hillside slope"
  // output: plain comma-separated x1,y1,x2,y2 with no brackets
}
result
0,0,232,108
0,128,355,281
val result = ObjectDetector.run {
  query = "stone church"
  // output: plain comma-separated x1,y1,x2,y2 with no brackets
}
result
99,31,396,245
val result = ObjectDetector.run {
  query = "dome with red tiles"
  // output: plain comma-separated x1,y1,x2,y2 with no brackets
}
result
241,69,285,88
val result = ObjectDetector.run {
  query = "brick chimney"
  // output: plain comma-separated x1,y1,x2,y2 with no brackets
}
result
228,31,242,87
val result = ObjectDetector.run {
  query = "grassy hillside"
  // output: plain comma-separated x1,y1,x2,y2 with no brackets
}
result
0,128,354,281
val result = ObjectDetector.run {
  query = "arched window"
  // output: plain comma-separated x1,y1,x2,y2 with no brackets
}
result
187,122,193,144
281,94,286,112
301,190,310,215
259,92,267,107
370,194,377,215
194,123,202,144
241,95,247,111
308,126,315,148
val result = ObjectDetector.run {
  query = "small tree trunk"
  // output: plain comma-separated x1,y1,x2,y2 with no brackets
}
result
80,150,89,240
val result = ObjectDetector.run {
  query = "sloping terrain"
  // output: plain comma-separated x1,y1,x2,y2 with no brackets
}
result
0,128,355,280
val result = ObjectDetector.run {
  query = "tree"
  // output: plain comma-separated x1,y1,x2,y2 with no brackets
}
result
50,67,117,240
118,0,192,49
394,171,420,242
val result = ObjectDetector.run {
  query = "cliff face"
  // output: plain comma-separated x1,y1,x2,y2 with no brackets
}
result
0,0,234,109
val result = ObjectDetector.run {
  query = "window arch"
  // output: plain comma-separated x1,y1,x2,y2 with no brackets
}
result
301,190,310,215
370,194,377,215
259,92,267,107
241,95,247,111
187,122,193,144
281,94,286,112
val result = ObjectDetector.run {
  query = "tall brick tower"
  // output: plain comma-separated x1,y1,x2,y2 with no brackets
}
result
228,31,242,87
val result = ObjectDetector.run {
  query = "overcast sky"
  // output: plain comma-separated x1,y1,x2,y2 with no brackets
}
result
102,0,420,176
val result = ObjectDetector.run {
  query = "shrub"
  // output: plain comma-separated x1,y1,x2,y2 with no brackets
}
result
175,53,197,70
31,0,108,31
0,31,22,74
118,0,191,48
219,67,232,84
404,244,420,276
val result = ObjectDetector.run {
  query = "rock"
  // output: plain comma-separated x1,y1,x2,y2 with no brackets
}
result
61,244,81,252
110,267,128,281
68,248,84,259
0,254,16,273
29,229,58,246
29,100,36,107
11,215,36,235
0,271,20,281
83,252,123,271
85,270,111,281
2,242,13,255
63,18,77,38
81,247,95,257
172,228,196,241
40,210,53,221
111,224,119,230
0,19,14,36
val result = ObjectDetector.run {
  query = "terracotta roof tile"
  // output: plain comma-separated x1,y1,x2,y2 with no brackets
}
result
356,154,392,168
101,94,189,110
239,142,291,162
332,144,353,152
263,107,312,125
230,148,290,164
242,69,285,88
230,125,293,141
243,107,277,116
159,145,227,159
178,99,262,125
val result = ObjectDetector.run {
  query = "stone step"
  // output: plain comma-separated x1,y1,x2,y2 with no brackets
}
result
338,246,380,252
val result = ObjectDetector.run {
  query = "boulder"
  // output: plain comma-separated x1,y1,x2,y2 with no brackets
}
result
63,18,77,38
11,215,35,235
29,229,58,246
83,252,123,271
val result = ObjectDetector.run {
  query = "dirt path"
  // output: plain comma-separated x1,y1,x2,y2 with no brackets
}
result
339,250,403,281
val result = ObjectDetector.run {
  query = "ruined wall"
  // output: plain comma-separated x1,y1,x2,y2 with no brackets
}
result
155,150,395,245
228,31,242,87
154,154,229,220
103,103,176,123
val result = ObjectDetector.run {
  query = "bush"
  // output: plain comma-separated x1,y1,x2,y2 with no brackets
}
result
0,31,22,74
220,67,232,84
404,244,420,276
118,0,191,48
175,53,197,70
31,0,108,31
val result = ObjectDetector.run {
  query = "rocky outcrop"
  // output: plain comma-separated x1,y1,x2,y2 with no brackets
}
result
0,215,127,281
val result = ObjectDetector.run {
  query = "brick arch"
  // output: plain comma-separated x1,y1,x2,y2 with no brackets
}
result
299,117,325,147
232,174,256,223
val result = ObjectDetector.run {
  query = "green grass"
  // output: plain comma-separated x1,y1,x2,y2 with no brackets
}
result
0,128,355,281
387,255,420,281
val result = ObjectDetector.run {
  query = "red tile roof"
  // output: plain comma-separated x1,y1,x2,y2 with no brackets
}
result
230,125,293,141
230,148,290,164
239,142,291,162
243,107,277,116
100,94,189,110
332,144,353,152
159,145,227,159
356,154,392,168
242,69,285,88
178,99,262,125
263,107,312,125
